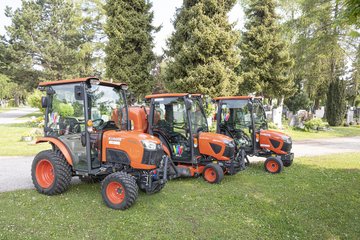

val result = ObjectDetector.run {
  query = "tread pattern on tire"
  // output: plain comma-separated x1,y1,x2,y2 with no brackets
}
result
31,149,72,195
101,172,139,210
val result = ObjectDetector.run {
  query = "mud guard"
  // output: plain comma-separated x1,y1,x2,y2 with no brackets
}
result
36,137,73,166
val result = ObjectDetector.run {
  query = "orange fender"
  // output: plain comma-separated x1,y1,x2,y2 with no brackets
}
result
36,137,73,166
162,144,171,156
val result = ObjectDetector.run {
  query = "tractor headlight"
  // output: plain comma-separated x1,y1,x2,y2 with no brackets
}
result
224,140,235,148
281,136,292,143
141,140,157,151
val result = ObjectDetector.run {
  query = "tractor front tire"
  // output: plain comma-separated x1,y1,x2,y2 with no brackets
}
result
101,172,138,210
31,150,72,195
203,163,224,184
264,157,283,174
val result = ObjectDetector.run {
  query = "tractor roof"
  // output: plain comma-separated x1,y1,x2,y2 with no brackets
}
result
38,77,127,88
213,96,262,101
145,93,203,99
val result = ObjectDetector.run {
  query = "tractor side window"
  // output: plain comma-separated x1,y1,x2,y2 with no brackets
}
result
87,85,127,130
253,101,267,129
47,84,85,136
190,99,208,133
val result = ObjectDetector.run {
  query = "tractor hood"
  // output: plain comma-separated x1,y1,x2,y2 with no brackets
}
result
258,129,292,154
198,132,235,161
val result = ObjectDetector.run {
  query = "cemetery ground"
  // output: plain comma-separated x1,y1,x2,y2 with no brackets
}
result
0,153,359,239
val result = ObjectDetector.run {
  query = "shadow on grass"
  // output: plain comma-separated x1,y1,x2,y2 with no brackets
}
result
0,161,359,239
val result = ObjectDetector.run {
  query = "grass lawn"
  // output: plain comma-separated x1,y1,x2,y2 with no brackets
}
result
17,111,43,120
0,124,49,156
280,126,360,141
1,153,359,239
0,107,15,113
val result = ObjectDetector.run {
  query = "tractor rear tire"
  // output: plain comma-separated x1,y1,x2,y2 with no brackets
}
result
264,157,283,174
101,172,138,210
31,150,72,195
203,163,224,184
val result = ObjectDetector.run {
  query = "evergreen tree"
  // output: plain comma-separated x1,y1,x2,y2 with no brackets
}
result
104,0,157,99
326,77,346,126
165,0,240,97
2,0,101,90
239,0,294,99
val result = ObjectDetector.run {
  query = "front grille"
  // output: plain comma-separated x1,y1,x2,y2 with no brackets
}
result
281,142,292,153
106,149,130,165
142,147,163,166
223,145,235,159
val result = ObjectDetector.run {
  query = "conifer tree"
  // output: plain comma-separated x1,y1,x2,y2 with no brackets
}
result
165,0,240,97
239,0,294,99
104,0,157,98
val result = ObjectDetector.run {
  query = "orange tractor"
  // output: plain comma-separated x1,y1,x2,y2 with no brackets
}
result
214,96,294,173
128,93,245,184
32,77,169,210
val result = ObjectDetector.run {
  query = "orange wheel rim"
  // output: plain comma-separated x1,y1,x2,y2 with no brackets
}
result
204,168,217,182
106,182,125,204
36,159,55,188
266,160,279,173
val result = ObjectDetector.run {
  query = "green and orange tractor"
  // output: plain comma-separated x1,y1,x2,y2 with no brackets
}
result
213,96,294,173
32,77,169,210
128,93,245,184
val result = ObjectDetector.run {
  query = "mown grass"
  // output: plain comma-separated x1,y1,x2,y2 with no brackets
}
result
0,107,15,113
0,124,49,156
1,153,359,239
17,111,43,119
280,126,360,141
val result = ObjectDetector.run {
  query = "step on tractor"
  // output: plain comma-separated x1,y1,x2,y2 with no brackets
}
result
32,77,169,210
214,96,294,174
128,93,245,184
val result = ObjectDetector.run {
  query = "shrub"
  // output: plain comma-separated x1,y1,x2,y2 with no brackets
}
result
57,103,74,117
268,121,278,129
27,90,45,113
304,118,327,131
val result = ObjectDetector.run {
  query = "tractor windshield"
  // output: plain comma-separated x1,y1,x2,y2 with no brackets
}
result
220,100,252,130
189,97,208,133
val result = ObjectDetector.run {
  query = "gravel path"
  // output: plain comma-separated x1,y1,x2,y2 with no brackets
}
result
0,107,38,124
0,136,359,193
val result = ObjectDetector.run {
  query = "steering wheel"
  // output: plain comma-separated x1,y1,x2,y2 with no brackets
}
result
92,119,105,129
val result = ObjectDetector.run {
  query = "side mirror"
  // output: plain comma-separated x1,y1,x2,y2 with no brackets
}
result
185,99,193,111
41,96,48,108
74,86,84,100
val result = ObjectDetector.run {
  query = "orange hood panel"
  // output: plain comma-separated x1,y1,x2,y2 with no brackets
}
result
198,132,234,161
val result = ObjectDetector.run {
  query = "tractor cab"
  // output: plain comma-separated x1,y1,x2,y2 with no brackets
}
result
214,96,294,173
129,93,245,183
33,77,169,210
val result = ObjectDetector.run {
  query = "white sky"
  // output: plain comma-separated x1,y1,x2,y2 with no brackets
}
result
0,0,244,55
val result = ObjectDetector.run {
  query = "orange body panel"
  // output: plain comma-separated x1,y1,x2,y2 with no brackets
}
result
36,137,73,166
128,106,149,133
198,132,233,161
102,130,161,170
177,164,205,177
257,129,290,155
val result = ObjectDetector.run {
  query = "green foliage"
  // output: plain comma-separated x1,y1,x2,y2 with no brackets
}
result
326,77,347,126
27,90,45,113
284,90,312,113
343,0,360,27
56,103,74,118
304,118,327,131
239,0,294,98
165,0,240,97
2,0,103,91
267,121,278,129
104,0,157,99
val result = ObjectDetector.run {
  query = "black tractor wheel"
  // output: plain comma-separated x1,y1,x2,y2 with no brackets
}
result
282,159,293,167
79,175,105,183
31,150,72,195
203,163,224,184
264,157,284,174
101,172,138,210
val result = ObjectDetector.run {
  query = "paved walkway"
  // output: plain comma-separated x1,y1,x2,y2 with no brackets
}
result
0,136,359,192
0,107,38,124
